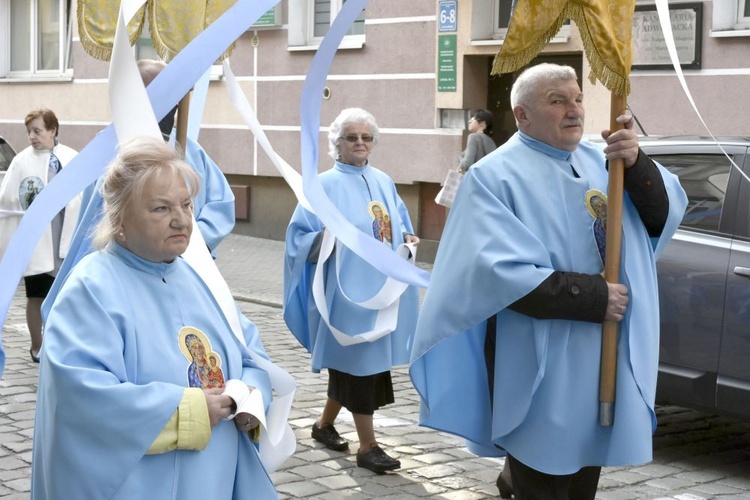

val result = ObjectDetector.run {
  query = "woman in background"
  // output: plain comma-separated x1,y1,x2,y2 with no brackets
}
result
284,108,420,474
459,109,497,173
0,108,79,362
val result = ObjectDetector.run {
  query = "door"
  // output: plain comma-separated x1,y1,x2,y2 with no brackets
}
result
651,146,743,411
717,150,750,418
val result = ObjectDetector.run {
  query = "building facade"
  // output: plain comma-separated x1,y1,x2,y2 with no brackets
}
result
0,1,748,261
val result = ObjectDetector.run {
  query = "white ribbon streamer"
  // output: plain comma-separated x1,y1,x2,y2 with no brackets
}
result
332,236,414,310
311,228,415,346
221,59,313,213
222,379,267,430
110,0,161,143
182,221,296,472
109,0,295,472
655,0,750,184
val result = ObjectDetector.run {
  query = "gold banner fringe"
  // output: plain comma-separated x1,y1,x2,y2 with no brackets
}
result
147,1,237,63
77,0,145,62
77,0,234,63
492,3,631,97
491,15,567,77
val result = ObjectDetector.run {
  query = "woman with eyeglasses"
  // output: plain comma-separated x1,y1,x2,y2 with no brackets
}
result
283,108,420,474
459,109,497,174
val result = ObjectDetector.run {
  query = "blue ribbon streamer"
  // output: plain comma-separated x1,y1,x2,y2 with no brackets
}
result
300,0,431,289
0,0,431,377
0,0,279,377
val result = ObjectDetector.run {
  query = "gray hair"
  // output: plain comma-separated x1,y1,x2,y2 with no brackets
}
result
327,108,379,160
91,136,199,250
137,59,166,87
510,63,578,108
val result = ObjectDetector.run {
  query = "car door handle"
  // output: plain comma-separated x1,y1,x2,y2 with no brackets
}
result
733,266,750,278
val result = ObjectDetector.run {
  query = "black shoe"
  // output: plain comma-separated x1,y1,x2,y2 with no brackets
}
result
30,348,40,363
356,445,400,474
496,471,513,498
311,422,349,451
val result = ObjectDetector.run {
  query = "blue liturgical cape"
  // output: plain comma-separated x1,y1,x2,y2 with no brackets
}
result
32,244,278,499
283,161,419,375
410,133,687,474
41,136,235,321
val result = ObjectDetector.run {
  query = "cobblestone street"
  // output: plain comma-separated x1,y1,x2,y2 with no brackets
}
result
1,235,749,499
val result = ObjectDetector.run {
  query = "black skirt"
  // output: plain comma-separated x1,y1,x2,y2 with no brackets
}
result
327,368,394,415
24,273,55,299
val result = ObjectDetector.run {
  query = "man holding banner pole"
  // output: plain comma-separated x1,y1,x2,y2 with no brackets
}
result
409,63,687,499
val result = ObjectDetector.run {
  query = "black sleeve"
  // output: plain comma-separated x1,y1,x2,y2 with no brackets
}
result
620,149,670,237
508,271,609,323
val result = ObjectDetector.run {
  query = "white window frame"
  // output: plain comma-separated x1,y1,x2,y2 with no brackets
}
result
288,0,365,51
471,0,569,45
0,0,71,79
737,0,750,29
491,0,513,40
710,0,750,36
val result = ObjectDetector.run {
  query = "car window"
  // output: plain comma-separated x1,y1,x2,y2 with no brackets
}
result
655,154,733,233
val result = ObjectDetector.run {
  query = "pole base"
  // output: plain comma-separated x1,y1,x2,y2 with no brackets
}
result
599,402,614,426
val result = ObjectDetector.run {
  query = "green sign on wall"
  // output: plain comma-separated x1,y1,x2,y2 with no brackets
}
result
437,34,457,92
253,8,278,27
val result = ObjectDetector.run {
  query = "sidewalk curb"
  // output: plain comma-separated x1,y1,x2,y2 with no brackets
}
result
233,294,283,309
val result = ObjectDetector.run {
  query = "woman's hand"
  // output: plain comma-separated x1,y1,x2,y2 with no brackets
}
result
203,388,234,428
404,233,420,246
233,412,261,432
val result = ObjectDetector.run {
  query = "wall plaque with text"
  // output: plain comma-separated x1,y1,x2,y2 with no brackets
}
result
632,3,702,70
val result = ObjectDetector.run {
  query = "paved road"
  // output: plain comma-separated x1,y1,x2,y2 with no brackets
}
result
1,234,749,499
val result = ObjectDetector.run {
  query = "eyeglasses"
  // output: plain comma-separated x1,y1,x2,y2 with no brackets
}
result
340,134,374,143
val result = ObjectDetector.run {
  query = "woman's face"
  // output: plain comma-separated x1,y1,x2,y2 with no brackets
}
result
337,122,374,167
468,116,485,134
26,117,56,150
119,168,193,263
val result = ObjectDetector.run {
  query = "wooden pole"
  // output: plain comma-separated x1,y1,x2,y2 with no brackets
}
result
599,92,627,426
175,92,191,160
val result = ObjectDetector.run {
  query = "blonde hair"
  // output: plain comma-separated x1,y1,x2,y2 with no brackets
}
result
92,136,199,250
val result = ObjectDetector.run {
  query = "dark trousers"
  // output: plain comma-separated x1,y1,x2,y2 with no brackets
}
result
507,454,601,500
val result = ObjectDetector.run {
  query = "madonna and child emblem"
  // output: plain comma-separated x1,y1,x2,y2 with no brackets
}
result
368,201,392,244
179,326,225,389
585,190,608,266
19,176,44,210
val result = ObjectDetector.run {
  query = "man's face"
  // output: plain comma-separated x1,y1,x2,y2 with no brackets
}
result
514,78,584,152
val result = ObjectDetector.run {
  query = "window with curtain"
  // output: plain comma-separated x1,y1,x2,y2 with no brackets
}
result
6,0,70,76
312,0,365,40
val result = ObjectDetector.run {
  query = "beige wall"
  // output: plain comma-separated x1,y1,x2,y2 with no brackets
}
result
2,0,747,256
629,1,750,137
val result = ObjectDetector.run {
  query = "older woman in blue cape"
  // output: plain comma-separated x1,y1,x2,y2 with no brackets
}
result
284,108,420,474
409,64,688,499
32,137,284,499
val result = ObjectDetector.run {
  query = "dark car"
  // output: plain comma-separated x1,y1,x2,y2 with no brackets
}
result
640,137,750,420
0,135,16,171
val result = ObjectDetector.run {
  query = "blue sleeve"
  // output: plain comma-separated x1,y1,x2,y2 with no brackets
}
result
187,140,235,253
